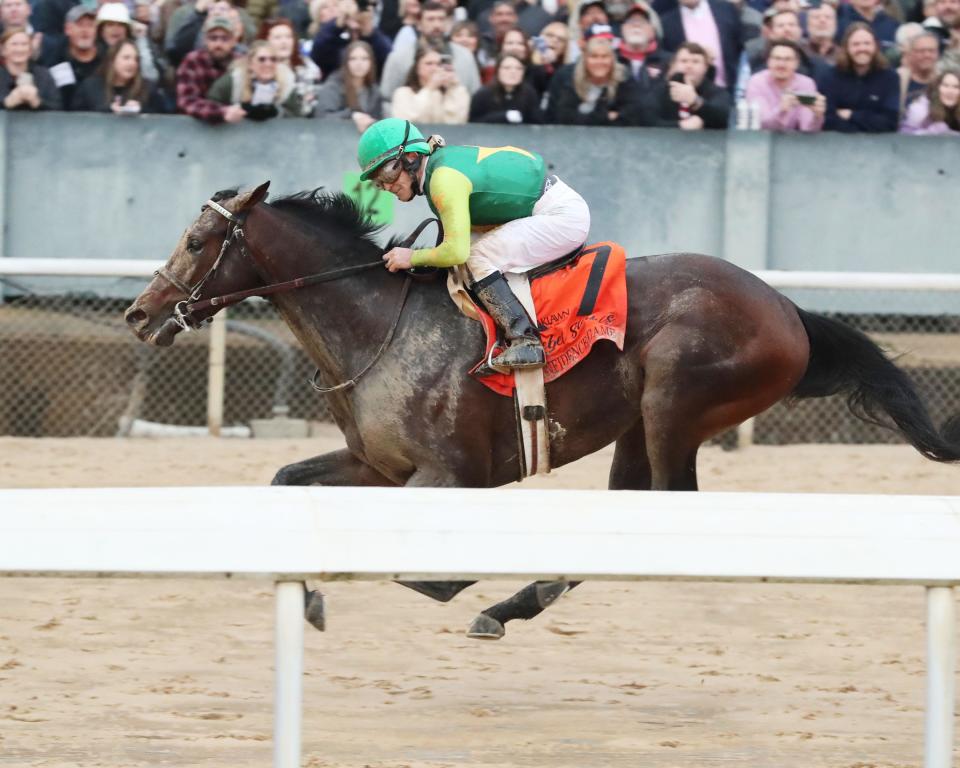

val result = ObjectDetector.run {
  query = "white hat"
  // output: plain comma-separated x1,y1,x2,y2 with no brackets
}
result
96,2,133,26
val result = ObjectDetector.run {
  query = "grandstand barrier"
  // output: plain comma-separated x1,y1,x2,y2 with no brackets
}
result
0,486,957,768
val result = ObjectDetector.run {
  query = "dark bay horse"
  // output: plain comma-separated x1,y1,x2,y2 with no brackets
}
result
124,183,960,639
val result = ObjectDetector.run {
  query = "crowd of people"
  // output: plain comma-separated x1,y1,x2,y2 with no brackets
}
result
1,0,958,133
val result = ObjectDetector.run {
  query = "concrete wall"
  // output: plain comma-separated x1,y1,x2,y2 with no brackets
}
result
2,112,958,307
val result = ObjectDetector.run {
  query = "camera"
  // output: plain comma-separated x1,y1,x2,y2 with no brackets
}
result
794,93,817,106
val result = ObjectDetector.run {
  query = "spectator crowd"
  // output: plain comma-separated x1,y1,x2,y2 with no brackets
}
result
0,0,958,133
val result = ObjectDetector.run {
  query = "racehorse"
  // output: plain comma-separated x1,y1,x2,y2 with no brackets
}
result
124,182,960,639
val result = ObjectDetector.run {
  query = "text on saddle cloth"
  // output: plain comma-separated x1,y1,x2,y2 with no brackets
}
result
472,242,628,397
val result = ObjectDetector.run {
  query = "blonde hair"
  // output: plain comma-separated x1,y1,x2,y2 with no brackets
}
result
573,37,625,102
238,40,293,102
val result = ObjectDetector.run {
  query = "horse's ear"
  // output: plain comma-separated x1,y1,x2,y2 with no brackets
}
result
236,181,271,212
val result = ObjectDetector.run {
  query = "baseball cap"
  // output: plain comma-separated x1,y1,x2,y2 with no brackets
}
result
203,15,235,34
624,1,662,38
584,22,616,40
65,4,97,23
96,2,133,26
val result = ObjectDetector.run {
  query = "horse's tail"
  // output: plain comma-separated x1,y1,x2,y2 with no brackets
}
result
791,307,960,463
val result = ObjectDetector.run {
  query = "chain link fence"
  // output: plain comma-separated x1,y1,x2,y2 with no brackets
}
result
1,277,958,444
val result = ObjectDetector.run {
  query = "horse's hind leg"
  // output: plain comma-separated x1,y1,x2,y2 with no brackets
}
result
467,581,582,639
609,420,652,490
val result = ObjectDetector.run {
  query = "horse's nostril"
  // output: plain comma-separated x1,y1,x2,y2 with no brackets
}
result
126,308,147,326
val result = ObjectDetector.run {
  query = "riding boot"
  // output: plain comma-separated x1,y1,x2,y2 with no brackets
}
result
473,271,546,370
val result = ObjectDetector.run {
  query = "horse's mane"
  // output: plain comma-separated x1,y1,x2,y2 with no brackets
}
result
269,189,385,247
214,187,405,251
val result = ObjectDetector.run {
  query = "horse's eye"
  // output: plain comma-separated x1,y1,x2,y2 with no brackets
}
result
188,238,202,252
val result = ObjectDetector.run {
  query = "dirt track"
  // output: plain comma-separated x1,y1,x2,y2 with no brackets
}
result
0,431,958,767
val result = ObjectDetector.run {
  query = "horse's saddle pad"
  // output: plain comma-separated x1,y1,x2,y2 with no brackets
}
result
474,242,628,397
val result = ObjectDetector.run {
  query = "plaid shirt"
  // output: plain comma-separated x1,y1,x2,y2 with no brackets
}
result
176,49,230,123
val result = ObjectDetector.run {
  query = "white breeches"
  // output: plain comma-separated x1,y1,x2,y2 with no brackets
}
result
466,178,591,282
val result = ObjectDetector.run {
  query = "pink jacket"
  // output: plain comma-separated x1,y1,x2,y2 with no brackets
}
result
899,95,960,135
744,70,824,133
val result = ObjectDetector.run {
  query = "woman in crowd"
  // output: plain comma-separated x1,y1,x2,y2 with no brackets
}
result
391,44,470,124
451,20,480,56
208,40,303,119
0,28,61,110
900,69,960,134
818,22,899,132
469,52,543,123
545,35,649,126
744,39,825,132
315,40,382,131
261,18,321,116
72,39,166,113
526,21,570,97
480,26,528,84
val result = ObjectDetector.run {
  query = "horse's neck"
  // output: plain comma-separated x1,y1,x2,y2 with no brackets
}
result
244,207,397,389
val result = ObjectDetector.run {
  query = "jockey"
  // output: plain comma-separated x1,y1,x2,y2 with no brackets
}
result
357,118,591,371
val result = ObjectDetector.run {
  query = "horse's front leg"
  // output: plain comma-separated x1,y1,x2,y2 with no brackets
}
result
271,448,398,487
272,448,399,632
467,581,582,640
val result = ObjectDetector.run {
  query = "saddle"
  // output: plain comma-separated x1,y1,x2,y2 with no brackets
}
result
451,242,629,398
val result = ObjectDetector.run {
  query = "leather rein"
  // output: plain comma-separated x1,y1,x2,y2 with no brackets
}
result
153,197,440,394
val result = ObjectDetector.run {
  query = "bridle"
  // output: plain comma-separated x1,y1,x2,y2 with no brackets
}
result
152,196,440,393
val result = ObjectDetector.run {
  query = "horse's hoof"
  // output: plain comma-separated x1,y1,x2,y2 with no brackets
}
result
466,613,505,640
304,590,325,632
535,580,571,608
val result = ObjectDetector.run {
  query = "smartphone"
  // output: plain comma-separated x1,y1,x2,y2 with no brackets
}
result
669,72,686,84
439,54,453,66
795,93,817,106
531,35,550,56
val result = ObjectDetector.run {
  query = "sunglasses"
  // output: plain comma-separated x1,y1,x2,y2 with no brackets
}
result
253,55,278,62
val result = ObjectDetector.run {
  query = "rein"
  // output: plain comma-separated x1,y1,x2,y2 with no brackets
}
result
154,197,440,394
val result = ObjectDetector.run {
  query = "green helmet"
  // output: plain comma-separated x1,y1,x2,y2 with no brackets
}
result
357,119,430,181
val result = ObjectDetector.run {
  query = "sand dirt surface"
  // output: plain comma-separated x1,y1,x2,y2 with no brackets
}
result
0,429,958,768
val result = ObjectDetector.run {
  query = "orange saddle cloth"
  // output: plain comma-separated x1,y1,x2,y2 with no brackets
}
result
472,242,628,397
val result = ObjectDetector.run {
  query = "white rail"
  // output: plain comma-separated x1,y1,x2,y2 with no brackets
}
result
0,486,957,768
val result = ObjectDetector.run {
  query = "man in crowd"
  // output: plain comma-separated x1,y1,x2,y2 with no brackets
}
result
176,15,245,122
0,0,31,34
380,0,479,99
660,0,741,90
578,0,610,44
654,40,731,127
897,28,940,110
744,9,827,80
166,0,255,67
310,0,392,79
802,0,838,66
38,4,99,108
836,0,900,49
924,0,960,65
617,1,670,82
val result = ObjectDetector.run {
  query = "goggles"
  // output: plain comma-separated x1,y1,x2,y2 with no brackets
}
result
371,156,405,189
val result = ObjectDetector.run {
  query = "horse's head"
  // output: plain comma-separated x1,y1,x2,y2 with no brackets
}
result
124,181,271,346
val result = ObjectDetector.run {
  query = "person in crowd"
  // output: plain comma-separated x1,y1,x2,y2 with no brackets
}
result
451,19,480,53
819,21,899,131
897,26,940,111
38,5,100,108
315,39,381,128
95,2,162,83
72,39,167,112
469,51,542,121
0,27,60,108
260,18,321,115
577,0,610,43
654,40,730,128
166,0,256,68
380,1,479,101
900,67,960,132
802,0,839,67
836,0,900,49
310,0,392,79
483,24,528,82
545,32,653,125
391,43,470,122
617,1,669,84
381,0,419,42
660,0,742,91
275,0,313,38
533,19,572,73
176,15,245,121
208,38,303,117
744,38,824,130
923,0,960,53
475,0,517,72
0,0,34,39
307,0,339,38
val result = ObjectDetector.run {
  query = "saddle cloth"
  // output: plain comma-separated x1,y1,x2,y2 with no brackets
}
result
468,242,628,397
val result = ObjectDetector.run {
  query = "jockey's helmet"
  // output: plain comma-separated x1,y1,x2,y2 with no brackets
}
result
357,119,431,182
